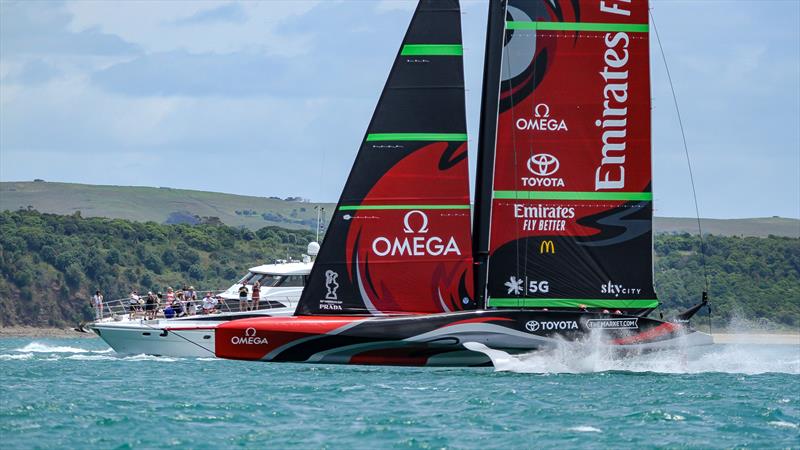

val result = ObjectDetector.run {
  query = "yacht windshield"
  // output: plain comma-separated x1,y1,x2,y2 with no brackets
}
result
254,274,282,287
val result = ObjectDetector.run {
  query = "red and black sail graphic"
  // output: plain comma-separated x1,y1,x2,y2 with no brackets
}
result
475,0,658,312
296,0,475,316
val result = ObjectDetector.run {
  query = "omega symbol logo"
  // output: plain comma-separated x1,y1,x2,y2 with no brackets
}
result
534,103,550,118
402,210,429,234
525,320,540,332
526,153,560,177
245,327,257,337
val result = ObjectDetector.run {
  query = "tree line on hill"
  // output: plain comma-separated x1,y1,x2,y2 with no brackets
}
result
0,209,797,329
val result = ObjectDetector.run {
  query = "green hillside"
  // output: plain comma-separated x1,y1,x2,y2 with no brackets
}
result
2,181,797,237
0,181,335,231
0,210,797,329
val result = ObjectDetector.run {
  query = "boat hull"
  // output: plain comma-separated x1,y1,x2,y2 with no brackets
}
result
90,323,218,358
215,310,713,366
90,306,297,358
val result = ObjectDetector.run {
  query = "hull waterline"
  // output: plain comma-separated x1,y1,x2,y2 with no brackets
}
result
215,310,713,367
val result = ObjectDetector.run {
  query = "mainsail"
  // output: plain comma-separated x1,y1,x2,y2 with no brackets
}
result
296,0,475,316
474,0,658,312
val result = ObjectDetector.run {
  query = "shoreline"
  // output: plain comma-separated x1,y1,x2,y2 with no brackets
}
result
713,333,799,345
0,326,97,338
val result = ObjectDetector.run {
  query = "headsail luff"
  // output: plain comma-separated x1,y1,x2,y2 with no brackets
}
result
476,0,658,312
296,0,475,316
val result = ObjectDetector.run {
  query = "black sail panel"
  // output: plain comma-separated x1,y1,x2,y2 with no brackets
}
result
297,0,475,316
475,0,658,312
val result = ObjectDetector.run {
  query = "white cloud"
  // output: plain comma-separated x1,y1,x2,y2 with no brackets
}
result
65,0,319,56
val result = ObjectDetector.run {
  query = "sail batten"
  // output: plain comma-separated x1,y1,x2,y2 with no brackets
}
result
366,133,468,141
506,21,648,32
494,191,653,201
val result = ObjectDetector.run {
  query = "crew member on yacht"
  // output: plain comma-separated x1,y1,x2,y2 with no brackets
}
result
92,290,104,320
238,284,249,311
252,281,261,310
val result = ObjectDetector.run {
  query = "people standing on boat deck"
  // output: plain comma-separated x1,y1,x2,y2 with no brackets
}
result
174,291,185,317
252,281,261,311
91,290,104,320
129,290,140,319
165,287,175,306
202,292,217,314
145,292,157,320
238,284,249,311
186,286,198,315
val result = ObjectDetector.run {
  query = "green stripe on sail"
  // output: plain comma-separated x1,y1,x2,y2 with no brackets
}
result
488,298,660,309
366,133,468,142
339,204,470,211
401,44,463,56
506,21,648,33
493,191,653,201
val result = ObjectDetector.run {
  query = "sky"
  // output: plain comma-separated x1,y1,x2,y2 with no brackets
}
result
1,0,798,219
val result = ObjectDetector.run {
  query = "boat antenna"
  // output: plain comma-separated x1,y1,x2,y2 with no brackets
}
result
650,9,711,327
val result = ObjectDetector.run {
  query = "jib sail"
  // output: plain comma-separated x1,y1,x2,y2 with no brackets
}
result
296,0,475,316
474,0,658,312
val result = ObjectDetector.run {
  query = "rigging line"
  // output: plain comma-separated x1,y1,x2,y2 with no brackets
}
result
649,10,710,298
503,34,522,307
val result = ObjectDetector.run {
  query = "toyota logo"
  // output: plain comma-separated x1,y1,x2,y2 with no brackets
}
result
526,153,559,176
525,320,540,332
245,327,257,337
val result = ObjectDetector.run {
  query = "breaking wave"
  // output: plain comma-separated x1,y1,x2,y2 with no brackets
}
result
464,340,800,375
0,353,34,361
15,342,94,353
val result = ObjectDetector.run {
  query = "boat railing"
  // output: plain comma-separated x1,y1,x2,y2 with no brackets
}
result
93,291,297,322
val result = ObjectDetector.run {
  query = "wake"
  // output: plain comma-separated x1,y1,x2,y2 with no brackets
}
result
464,340,800,375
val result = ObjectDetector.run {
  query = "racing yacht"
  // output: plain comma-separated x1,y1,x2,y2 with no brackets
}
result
215,0,713,366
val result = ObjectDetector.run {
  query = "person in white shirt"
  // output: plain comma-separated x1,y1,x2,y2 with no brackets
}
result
129,290,140,319
92,290,104,320
202,292,217,314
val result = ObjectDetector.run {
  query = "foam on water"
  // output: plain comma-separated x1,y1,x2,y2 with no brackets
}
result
464,340,800,375
64,353,182,362
769,421,799,429
567,426,603,433
0,353,33,361
65,354,118,361
15,342,93,353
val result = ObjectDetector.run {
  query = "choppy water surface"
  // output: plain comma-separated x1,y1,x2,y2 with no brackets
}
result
1,337,798,449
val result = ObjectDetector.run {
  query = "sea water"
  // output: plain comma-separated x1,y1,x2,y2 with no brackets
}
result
0,337,798,449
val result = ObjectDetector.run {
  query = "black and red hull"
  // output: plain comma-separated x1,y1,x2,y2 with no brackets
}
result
215,310,713,366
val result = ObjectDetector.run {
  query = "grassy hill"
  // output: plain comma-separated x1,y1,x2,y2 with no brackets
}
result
1,181,798,237
0,181,335,231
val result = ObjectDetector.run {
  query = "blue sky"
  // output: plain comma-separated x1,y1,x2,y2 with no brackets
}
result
1,0,798,219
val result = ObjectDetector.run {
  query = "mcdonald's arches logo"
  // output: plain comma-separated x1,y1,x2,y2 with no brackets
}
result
539,240,555,254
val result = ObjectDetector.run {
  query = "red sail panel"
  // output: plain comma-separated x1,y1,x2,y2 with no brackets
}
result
296,0,475,316
485,0,658,311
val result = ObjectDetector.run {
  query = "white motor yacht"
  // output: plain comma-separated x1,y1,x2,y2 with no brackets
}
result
89,260,313,357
